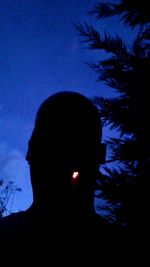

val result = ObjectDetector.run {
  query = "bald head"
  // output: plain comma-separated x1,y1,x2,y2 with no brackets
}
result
27,91,102,166
26,92,105,209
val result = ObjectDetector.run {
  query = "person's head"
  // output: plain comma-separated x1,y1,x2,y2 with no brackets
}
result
26,91,105,217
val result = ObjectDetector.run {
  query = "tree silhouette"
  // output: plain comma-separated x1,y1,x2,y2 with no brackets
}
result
89,0,150,28
76,1,150,229
0,179,22,218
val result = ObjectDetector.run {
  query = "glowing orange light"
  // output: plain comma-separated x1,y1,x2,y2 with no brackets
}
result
72,171,79,179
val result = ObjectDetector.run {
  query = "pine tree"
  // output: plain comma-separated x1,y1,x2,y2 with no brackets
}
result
76,0,150,230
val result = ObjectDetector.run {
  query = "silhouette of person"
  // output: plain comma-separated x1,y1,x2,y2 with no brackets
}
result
0,91,127,266
26,91,105,221
25,91,108,265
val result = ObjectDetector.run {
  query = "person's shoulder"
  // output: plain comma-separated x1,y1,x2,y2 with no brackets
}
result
0,211,28,235
92,213,127,241
0,208,36,234
0,210,23,224
0,210,36,266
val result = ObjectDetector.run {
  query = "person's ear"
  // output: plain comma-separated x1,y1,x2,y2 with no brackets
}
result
99,143,106,164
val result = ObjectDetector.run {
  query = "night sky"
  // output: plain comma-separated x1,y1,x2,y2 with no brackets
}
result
0,0,137,214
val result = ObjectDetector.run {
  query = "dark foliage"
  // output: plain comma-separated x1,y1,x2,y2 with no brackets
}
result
89,0,150,28
76,1,150,228
0,179,22,217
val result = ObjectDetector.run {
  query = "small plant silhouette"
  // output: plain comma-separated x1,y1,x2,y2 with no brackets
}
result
0,179,22,217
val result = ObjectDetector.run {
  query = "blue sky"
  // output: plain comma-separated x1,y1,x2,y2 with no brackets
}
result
0,0,137,214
